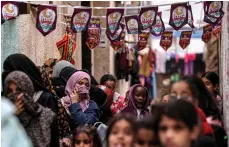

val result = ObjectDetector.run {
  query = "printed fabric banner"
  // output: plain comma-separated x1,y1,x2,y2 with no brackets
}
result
56,34,76,64
71,8,92,33
169,3,188,31
138,32,150,51
86,18,101,50
125,15,139,34
213,21,222,39
179,31,192,49
151,12,165,36
187,5,195,29
1,1,20,22
106,8,124,36
202,24,212,43
109,23,125,51
160,31,173,51
36,5,57,36
203,1,224,26
139,6,158,30
106,23,124,42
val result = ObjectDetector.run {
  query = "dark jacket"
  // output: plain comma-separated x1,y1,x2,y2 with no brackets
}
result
69,100,100,126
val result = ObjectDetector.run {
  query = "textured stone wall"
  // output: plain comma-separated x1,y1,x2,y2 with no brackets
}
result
220,2,229,143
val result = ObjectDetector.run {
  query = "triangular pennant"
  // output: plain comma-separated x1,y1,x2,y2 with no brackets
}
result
106,8,124,36
160,31,173,51
36,5,57,36
138,32,150,51
125,15,139,34
179,31,192,49
71,8,92,33
169,3,188,31
203,1,224,26
86,18,101,50
202,24,212,43
1,1,20,21
139,6,158,30
151,12,165,36
187,5,195,29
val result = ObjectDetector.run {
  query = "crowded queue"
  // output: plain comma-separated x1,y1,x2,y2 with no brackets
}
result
1,54,228,147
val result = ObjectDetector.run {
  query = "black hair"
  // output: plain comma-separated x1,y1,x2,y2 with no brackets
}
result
160,99,199,131
201,72,219,86
73,125,102,147
105,113,135,146
100,74,117,85
177,75,220,119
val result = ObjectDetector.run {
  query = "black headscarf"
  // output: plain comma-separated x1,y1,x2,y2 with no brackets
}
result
2,54,47,92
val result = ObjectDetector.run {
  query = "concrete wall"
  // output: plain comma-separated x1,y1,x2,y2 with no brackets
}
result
220,2,229,143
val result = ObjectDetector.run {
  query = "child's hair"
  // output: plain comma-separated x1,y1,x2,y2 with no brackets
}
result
100,74,117,85
160,88,169,99
160,99,199,131
177,75,220,118
105,113,135,145
73,125,102,147
134,117,160,145
201,71,219,95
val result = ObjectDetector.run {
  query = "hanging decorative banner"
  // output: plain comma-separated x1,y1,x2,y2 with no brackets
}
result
160,31,173,51
202,24,212,43
187,5,195,29
169,3,188,31
109,23,125,51
179,31,192,49
106,8,124,36
139,7,158,30
125,15,139,34
56,33,76,64
106,23,124,42
86,18,101,50
71,8,92,33
138,32,150,51
1,1,20,21
150,12,165,36
203,1,224,25
36,5,57,36
212,21,222,39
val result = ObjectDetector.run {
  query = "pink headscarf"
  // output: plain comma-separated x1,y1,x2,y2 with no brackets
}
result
62,71,91,112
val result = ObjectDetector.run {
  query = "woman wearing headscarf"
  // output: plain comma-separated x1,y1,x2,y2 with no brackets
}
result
2,54,57,113
61,71,100,127
4,71,55,147
121,84,150,119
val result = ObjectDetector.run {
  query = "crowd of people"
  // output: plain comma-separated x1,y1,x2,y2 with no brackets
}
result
1,53,228,147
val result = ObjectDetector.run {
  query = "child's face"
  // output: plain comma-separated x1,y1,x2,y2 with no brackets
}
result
161,95,169,104
134,86,147,109
109,119,134,147
170,81,193,103
158,116,197,147
134,128,157,147
74,133,93,147
201,77,214,95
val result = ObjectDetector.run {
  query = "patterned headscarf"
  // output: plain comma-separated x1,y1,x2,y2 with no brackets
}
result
4,71,55,147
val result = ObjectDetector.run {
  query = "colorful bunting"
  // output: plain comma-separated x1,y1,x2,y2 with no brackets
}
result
150,12,165,36
36,5,57,36
138,32,150,51
203,1,224,26
125,15,139,34
71,8,92,33
179,31,192,49
202,24,212,43
86,18,101,50
1,1,20,22
106,8,124,36
213,21,222,39
139,6,158,30
160,31,173,51
109,23,125,51
169,3,188,31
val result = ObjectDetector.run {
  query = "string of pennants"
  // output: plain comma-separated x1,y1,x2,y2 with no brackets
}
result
1,1,224,52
